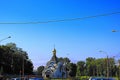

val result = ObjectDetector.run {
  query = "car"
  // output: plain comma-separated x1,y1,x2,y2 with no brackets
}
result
11,77,28,80
11,78,21,80
29,77,44,80
89,77,116,80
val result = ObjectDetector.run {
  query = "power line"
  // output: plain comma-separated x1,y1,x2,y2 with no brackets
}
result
0,11,120,24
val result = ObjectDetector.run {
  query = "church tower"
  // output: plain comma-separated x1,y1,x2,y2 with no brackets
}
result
50,48,58,63
53,48,56,56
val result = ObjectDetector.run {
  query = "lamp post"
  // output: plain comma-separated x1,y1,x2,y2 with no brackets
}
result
22,55,24,79
112,30,119,32
0,36,11,43
0,36,11,75
99,50,109,79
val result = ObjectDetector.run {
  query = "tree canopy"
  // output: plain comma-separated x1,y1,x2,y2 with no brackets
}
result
0,43,33,75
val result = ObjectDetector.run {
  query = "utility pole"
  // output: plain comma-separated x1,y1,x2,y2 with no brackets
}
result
107,55,109,79
99,50,109,79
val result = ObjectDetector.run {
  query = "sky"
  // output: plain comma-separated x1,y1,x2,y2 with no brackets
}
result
0,0,120,69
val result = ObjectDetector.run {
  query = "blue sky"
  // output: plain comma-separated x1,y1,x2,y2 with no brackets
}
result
0,0,120,69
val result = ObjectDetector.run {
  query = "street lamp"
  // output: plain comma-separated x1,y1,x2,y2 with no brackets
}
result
0,36,11,42
0,36,11,75
99,50,109,79
112,30,119,32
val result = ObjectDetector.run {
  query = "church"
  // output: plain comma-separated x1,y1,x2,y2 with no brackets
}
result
42,48,67,78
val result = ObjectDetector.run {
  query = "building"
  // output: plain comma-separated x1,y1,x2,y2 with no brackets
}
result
42,48,67,78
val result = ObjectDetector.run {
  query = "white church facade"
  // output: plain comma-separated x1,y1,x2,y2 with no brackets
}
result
42,48,68,78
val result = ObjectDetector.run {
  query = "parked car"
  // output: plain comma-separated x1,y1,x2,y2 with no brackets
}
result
11,77,28,80
29,77,44,80
11,78,21,80
89,77,116,80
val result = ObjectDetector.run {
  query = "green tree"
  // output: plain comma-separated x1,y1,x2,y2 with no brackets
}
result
64,57,71,64
37,66,44,76
76,61,85,76
58,57,71,64
0,45,13,74
118,60,120,79
68,63,77,77
0,43,33,75
86,57,96,76
108,58,115,77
